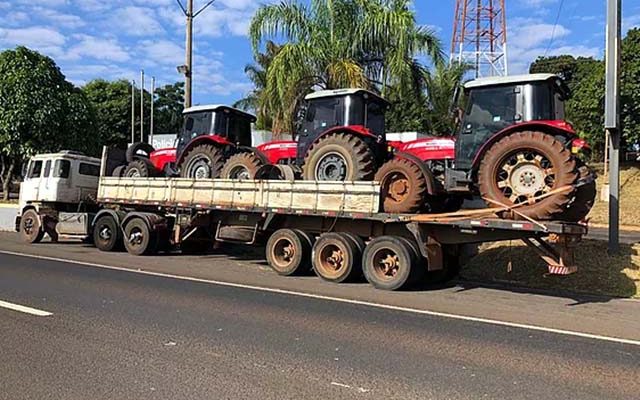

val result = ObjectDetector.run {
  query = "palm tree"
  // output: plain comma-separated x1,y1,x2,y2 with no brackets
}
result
249,0,443,133
424,61,470,135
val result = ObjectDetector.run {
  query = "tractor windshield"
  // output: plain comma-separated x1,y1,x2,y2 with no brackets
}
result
527,81,566,121
177,111,213,153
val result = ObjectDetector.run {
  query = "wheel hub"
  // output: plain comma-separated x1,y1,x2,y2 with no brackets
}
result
273,238,296,268
230,166,250,180
388,176,410,202
315,152,347,181
99,227,112,240
188,156,212,179
23,218,34,234
497,151,554,203
127,169,141,178
128,230,143,246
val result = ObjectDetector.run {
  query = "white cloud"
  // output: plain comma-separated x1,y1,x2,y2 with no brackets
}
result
108,6,166,36
33,7,86,29
62,35,130,62
0,26,65,48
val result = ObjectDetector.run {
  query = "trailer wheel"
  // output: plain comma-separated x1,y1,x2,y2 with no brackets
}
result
303,133,375,181
478,131,577,220
312,232,361,283
220,152,264,180
266,229,313,276
180,144,225,179
93,215,123,252
375,158,427,213
20,209,44,244
123,218,157,256
362,236,420,291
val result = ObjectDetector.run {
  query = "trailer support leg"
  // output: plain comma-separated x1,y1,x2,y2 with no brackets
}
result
522,234,579,275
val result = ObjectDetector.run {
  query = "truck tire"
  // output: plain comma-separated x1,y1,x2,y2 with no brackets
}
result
302,133,375,181
123,218,157,256
375,158,427,213
221,153,264,180
20,209,44,244
126,142,155,163
112,165,126,177
93,215,123,252
561,160,597,222
124,159,155,178
266,229,313,276
362,236,420,291
312,232,361,283
180,144,225,179
478,131,577,220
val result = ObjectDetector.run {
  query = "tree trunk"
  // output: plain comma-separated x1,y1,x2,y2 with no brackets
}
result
1,158,15,201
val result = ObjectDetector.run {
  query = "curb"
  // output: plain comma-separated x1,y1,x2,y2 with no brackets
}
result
590,223,640,233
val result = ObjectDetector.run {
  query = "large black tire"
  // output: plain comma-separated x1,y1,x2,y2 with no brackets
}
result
20,209,44,244
312,232,361,283
124,159,155,178
561,160,597,222
302,133,375,181
123,218,157,256
266,229,313,276
362,236,421,291
126,142,155,163
221,153,264,180
112,165,126,177
478,131,577,220
93,215,123,252
180,144,225,179
375,158,427,213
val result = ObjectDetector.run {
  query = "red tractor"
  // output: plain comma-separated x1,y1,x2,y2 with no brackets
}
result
254,74,595,221
122,105,262,179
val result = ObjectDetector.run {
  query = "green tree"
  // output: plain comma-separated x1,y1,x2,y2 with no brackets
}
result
0,46,96,199
154,82,184,135
234,41,281,132
249,0,443,133
621,28,640,146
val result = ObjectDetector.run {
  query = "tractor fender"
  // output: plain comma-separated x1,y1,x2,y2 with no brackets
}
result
176,134,233,166
312,125,379,143
394,151,441,196
470,121,578,171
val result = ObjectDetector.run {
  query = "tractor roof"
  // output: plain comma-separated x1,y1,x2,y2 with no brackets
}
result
305,88,388,105
463,73,561,90
183,104,257,122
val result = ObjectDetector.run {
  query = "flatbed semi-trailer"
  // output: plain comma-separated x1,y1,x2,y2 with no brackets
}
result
17,150,587,291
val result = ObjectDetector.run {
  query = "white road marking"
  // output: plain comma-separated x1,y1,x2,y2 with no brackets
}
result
0,300,52,317
1,249,640,347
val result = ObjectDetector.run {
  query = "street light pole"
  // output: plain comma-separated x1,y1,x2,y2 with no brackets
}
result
185,0,193,108
605,0,621,254
131,80,135,146
150,77,155,146
140,70,145,143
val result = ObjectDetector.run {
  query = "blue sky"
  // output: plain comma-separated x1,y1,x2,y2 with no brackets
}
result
0,0,638,106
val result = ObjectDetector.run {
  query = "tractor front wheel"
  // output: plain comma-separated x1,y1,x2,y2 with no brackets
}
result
375,158,427,214
180,144,225,179
302,133,375,181
478,131,577,220
220,153,264,180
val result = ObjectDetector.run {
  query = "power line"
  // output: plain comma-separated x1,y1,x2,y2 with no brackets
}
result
544,0,566,57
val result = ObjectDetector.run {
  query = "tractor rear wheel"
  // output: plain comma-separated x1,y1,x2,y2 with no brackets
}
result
180,144,225,179
478,131,577,220
561,160,597,222
126,142,155,163
375,158,427,213
220,153,264,180
302,133,375,181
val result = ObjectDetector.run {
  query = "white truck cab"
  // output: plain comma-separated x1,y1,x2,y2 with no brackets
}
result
17,151,101,243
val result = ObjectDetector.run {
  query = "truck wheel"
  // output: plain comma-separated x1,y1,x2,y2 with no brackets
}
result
266,229,313,276
362,236,420,291
20,209,44,244
221,153,264,180
123,218,157,256
124,159,153,178
312,232,361,283
561,160,597,222
478,131,577,220
180,144,225,179
126,142,155,163
375,158,427,213
93,215,123,252
302,133,375,181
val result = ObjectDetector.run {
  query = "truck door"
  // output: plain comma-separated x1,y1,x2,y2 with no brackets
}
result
24,159,44,201
38,159,53,201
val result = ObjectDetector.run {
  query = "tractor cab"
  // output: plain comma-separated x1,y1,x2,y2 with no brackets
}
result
295,89,389,166
146,105,256,175
454,73,571,171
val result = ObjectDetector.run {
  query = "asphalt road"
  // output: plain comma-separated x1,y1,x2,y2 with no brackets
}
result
1,251,639,400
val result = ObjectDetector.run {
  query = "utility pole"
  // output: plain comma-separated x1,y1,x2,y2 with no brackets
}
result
176,0,216,108
131,80,135,145
605,0,622,254
150,77,155,147
140,70,145,143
